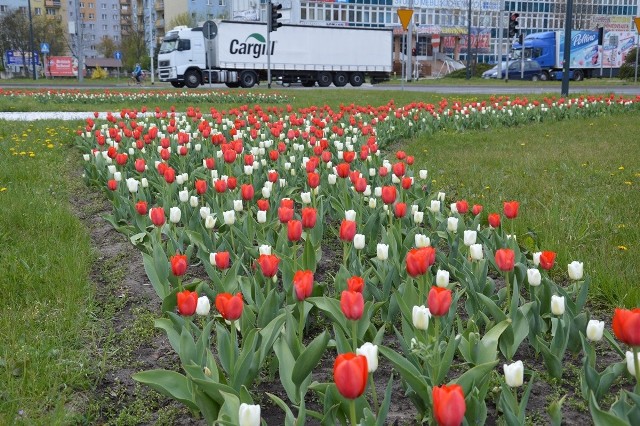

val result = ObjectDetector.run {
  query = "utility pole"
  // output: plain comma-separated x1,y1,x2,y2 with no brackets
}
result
145,0,156,84
560,0,573,96
27,0,37,80
406,0,413,82
73,0,85,83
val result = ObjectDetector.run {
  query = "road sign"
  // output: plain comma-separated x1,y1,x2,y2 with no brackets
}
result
634,17,640,32
397,9,414,31
203,21,218,40
114,50,122,60
40,43,50,54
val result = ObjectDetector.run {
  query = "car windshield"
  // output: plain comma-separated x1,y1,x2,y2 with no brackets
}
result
159,39,178,54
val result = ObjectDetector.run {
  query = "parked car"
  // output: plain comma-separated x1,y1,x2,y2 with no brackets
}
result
482,59,543,81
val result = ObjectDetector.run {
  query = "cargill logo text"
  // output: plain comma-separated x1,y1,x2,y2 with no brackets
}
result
229,33,275,58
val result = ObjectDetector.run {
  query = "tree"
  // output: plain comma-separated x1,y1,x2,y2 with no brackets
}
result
120,31,149,71
167,12,197,30
33,16,66,56
96,36,118,58
0,9,32,76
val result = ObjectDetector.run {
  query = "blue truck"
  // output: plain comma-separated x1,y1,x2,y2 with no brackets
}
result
512,30,637,81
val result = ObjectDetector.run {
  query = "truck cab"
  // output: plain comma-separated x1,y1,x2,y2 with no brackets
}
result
158,26,208,88
512,32,556,80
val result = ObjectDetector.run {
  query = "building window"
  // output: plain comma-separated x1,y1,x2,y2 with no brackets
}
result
102,24,107,30
219,0,225,6
35,7,42,15
47,8,56,15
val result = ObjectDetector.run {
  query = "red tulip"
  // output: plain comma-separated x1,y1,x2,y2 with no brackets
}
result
195,179,207,195
347,276,364,293
135,200,148,215
223,149,236,163
333,353,368,399
455,200,469,214
214,179,227,193
340,290,364,320
406,247,436,277
472,204,483,216
288,220,302,242
392,161,405,177
241,184,255,201
433,384,466,426
177,290,198,316
539,251,556,270
215,292,244,320
308,172,320,188
257,199,269,211
149,207,166,227
428,286,452,316
396,150,406,160
503,201,520,219
343,151,356,163
293,270,314,301
257,254,280,278
278,206,294,223
107,179,118,191
378,166,388,177
170,254,188,276
227,177,237,190
339,220,356,242
134,158,146,172
495,248,515,272
488,213,501,228
301,207,317,229
280,198,294,209
613,308,640,346
115,152,128,166
213,251,230,269
354,177,367,193
401,177,413,190
381,185,397,205
336,162,350,178
204,157,215,169
163,167,175,183
268,171,279,182
394,202,407,218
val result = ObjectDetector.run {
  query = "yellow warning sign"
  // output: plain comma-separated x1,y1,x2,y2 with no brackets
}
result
397,9,414,32
634,17,640,32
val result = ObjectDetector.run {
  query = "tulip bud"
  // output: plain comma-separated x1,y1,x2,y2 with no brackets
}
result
196,296,210,316
200,206,211,220
436,269,450,288
415,234,430,248
450,203,458,214
532,251,541,266
469,244,483,260
419,169,428,180
169,206,182,223
189,196,199,208
141,177,149,188
223,210,235,225
413,211,424,224
503,360,524,387
527,268,541,287
463,230,477,246
374,186,382,197
328,174,337,185
551,295,565,316
259,244,272,255
568,261,584,280
447,217,459,233
430,200,441,213
179,189,189,203
412,305,431,330
345,210,356,221
238,403,261,426
126,178,139,193
257,210,267,223
354,234,366,250
368,198,377,209
437,192,446,201
301,191,312,204
376,243,389,260
586,320,604,342
233,199,244,212
356,342,379,373
205,214,216,229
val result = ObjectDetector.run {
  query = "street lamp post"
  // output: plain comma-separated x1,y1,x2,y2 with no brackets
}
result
466,0,472,79
27,0,37,80
560,0,573,96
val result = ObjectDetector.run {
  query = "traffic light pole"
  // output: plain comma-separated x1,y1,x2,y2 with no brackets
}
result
267,1,272,89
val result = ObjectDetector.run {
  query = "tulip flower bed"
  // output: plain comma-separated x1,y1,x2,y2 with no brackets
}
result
75,95,640,425
0,88,290,106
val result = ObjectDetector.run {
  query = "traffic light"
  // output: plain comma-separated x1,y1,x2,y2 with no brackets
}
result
508,13,519,38
269,2,283,33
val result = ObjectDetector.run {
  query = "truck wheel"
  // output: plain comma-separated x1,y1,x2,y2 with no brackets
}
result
539,71,550,81
184,70,201,88
349,72,364,87
171,81,185,88
573,70,584,81
239,71,258,88
333,72,348,87
317,72,332,87
302,80,315,87
225,82,240,88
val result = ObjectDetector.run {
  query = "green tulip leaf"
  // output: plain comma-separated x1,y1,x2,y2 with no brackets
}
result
292,330,329,388
132,369,198,411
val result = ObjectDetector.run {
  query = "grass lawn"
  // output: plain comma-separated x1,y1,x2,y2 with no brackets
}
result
0,89,639,423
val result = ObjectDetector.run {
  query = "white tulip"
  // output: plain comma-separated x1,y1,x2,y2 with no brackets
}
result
356,342,379,373
200,206,211,220
568,261,584,280
503,360,524,387
419,169,428,180
463,230,477,246
415,234,430,248
376,243,389,260
205,214,216,229
238,403,261,426
169,206,181,223
108,164,117,175
259,245,272,255
447,217,459,233
532,251,541,266
437,192,446,201
374,186,382,197
413,211,424,224
301,191,312,204
196,296,210,316
126,178,139,193
189,196,199,208
470,244,484,260
551,295,565,316
436,269,450,288
411,204,419,214
141,177,149,188
179,188,189,203
527,268,542,287
586,320,604,342
223,210,235,225
328,174,337,185
450,203,458,214
627,351,640,376
368,198,377,209
257,210,267,223
412,305,431,330
234,199,244,212
345,210,356,221
354,234,366,250
429,200,441,213
261,187,271,198
113,171,122,182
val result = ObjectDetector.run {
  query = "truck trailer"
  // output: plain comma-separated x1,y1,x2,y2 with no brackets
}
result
513,30,637,81
157,20,393,88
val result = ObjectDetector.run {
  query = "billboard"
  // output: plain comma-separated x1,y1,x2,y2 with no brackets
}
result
46,56,80,77
5,50,40,66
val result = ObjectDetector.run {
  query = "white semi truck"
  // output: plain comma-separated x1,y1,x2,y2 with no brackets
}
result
157,20,393,88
